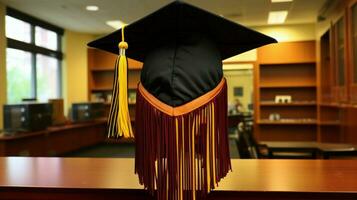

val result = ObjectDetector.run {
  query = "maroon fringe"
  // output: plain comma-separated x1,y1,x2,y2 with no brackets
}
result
135,81,231,200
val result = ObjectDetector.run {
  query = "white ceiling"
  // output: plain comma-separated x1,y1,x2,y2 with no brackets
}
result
0,0,327,34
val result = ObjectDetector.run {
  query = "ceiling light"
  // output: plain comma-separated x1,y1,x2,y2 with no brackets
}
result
271,0,293,2
268,11,288,24
106,20,125,29
86,5,99,11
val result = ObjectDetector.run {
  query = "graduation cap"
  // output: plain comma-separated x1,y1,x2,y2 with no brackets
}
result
88,1,276,200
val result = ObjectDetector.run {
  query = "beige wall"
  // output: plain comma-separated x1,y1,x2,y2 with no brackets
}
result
62,30,95,116
224,67,254,111
0,3,6,129
224,49,257,63
252,23,316,42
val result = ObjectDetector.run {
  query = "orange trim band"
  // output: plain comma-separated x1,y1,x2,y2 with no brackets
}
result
138,78,226,116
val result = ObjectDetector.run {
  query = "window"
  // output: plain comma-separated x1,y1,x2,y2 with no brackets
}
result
6,48,33,103
36,54,61,101
5,8,63,103
5,16,31,43
35,26,58,51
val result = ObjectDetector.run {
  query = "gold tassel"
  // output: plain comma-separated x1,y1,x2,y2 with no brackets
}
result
107,25,134,138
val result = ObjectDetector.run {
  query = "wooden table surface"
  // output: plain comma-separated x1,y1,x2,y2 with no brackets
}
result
261,141,318,149
1,157,357,192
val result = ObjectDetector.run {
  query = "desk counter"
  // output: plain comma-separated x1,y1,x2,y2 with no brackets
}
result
0,120,106,156
0,157,356,200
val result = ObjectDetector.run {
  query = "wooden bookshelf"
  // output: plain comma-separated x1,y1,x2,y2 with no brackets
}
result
255,41,318,141
258,119,317,125
87,48,142,120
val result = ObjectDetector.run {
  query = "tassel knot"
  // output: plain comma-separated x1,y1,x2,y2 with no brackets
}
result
119,41,128,49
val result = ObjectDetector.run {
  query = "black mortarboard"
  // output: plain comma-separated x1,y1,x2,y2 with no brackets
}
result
88,1,276,61
88,1,276,107
88,1,276,200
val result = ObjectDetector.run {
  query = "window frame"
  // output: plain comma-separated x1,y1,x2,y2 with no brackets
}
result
6,7,64,101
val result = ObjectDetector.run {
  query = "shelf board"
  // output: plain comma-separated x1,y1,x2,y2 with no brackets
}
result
260,101,316,106
319,120,340,126
91,68,114,72
260,61,316,66
91,87,112,92
258,119,317,125
260,84,316,88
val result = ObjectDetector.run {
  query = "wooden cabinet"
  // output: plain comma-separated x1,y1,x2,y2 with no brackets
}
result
332,15,349,103
316,0,357,144
87,48,142,118
318,29,343,142
255,41,318,141
348,1,357,103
